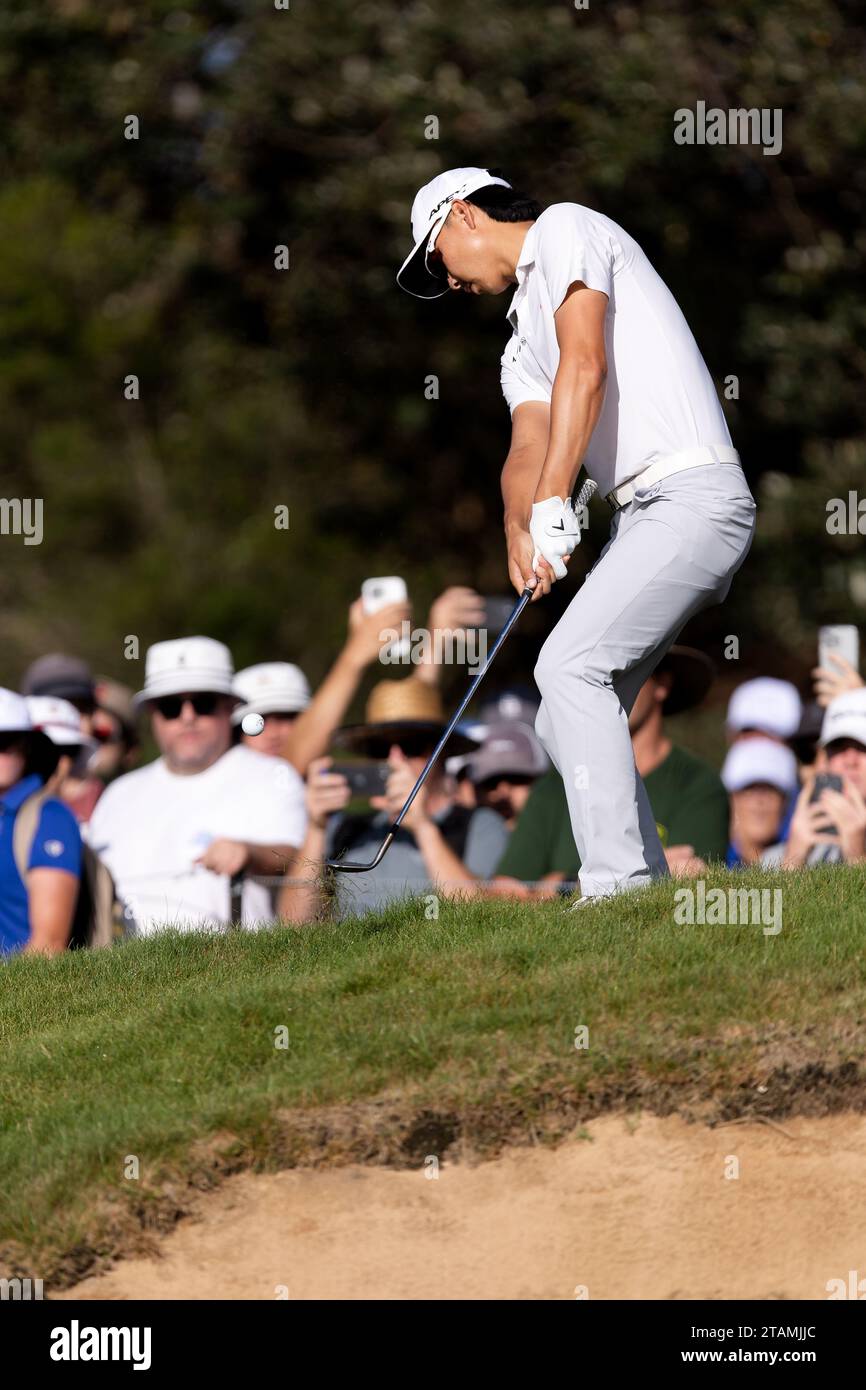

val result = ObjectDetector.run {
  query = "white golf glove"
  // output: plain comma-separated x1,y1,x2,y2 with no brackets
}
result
529,496,582,581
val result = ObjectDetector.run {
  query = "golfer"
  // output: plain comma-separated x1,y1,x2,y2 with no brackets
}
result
397,167,756,902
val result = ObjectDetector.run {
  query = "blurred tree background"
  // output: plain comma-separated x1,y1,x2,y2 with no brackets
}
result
0,0,863,718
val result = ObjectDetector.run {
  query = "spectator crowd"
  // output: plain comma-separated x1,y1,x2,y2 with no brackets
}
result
1,582,864,955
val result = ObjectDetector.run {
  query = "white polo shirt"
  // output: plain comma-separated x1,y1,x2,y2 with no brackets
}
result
500,203,732,497
88,744,307,933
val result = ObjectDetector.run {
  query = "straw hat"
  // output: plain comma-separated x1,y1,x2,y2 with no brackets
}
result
332,678,480,756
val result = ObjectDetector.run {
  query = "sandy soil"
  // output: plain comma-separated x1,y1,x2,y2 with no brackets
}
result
58,1112,866,1300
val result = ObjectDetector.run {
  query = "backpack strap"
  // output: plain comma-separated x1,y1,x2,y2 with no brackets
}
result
81,846,117,948
12,787,54,883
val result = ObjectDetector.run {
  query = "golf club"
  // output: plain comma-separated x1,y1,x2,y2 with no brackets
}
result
327,477,598,873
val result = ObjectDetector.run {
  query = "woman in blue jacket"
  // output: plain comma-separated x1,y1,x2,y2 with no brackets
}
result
0,688,82,956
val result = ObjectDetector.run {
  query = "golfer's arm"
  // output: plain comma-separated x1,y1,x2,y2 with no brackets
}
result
501,401,550,535
534,284,608,503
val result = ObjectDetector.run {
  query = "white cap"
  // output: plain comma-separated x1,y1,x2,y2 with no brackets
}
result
0,687,34,733
396,167,512,298
231,662,312,724
26,695,96,749
726,678,803,739
819,688,866,749
721,737,799,796
134,637,236,706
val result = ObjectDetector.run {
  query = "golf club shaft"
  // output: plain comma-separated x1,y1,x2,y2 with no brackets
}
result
390,585,534,834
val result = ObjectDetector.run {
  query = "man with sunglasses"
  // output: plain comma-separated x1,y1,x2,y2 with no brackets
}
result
88,637,306,932
397,166,755,904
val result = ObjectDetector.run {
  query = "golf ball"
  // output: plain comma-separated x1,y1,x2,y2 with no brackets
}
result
241,712,265,736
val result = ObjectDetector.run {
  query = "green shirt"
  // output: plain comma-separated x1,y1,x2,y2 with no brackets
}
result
495,745,729,882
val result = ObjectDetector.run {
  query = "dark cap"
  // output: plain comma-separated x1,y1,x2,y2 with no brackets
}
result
21,653,95,703
654,645,715,716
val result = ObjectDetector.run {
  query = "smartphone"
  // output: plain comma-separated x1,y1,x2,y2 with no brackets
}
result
809,772,844,836
361,576,410,663
361,575,408,614
818,625,860,675
480,596,515,635
328,762,390,800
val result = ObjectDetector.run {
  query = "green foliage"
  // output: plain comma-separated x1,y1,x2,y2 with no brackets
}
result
0,1,863,699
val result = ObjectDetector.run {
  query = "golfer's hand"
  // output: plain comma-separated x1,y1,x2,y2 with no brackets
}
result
507,527,555,603
195,839,249,876
529,495,582,580
345,597,412,671
307,757,352,830
370,748,430,831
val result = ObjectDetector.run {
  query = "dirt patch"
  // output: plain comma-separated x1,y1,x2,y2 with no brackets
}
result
57,1112,866,1300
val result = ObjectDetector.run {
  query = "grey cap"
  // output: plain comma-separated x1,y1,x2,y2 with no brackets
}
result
21,653,95,703
467,721,549,785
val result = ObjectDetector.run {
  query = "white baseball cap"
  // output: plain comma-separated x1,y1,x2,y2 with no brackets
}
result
396,166,512,298
134,636,237,706
0,688,34,734
721,737,799,796
231,662,312,724
26,695,97,750
726,678,803,739
819,688,866,749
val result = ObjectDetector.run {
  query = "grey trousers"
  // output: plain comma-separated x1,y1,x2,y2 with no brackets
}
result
533,462,757,898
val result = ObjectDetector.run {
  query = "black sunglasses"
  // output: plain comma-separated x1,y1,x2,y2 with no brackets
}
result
0,733,25,754
152,693,222,720
364,737,436,761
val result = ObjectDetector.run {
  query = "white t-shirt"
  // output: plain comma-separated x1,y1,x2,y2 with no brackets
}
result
500,203,732,497
88,745,306,933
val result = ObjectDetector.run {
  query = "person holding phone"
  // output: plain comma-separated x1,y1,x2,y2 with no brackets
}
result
813,625,863,709
772,689,866,868
278,677,509,924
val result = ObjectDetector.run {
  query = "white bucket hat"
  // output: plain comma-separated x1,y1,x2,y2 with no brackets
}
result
134,637,237,706
396,166,512,299
231,662,312,725
26,695,97,750
721,737,799,796
819,688,866,749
